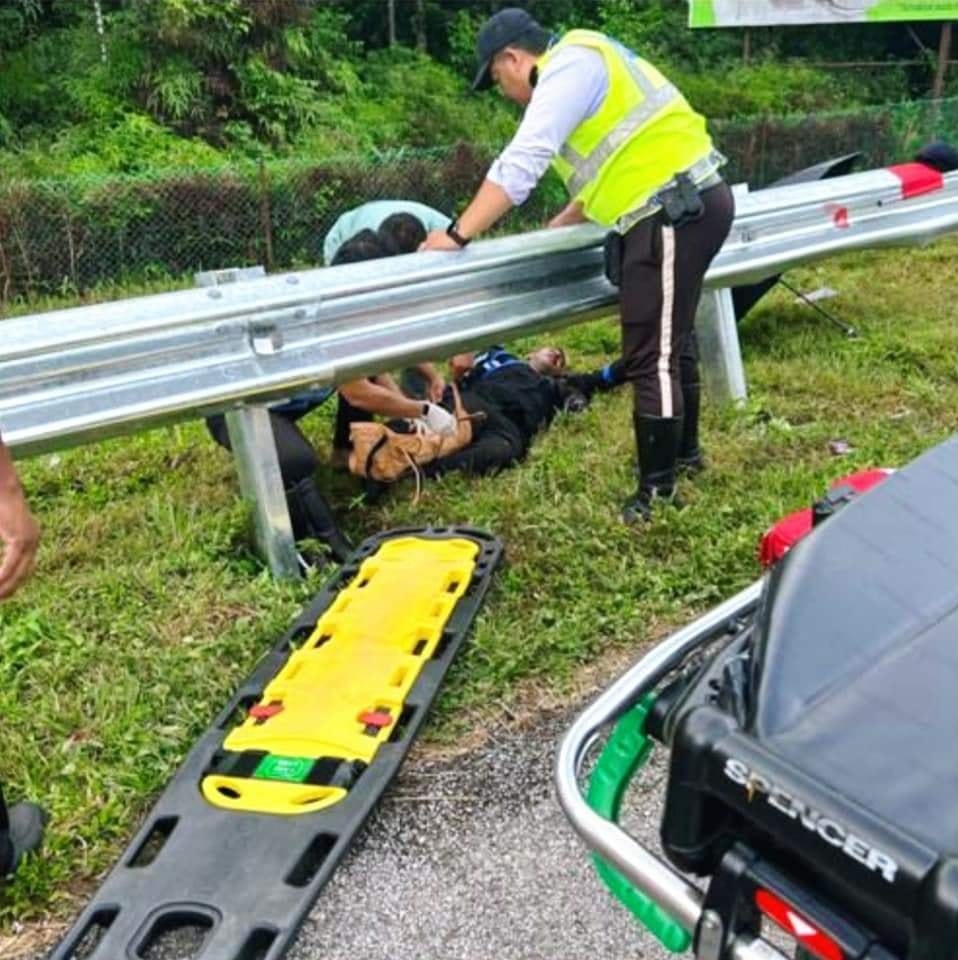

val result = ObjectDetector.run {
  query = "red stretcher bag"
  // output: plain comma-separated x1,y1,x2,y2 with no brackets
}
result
759,468,893,567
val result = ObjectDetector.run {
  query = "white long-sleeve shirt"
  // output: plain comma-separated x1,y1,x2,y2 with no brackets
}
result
487,45,609,206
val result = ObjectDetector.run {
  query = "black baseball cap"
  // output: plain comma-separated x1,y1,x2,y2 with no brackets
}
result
915,139,958,173
471,7,546,92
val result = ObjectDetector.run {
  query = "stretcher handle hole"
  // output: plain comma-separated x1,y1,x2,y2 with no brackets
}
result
136,908,214,960
292,791,329,806
127,816,178,868
285,832,337,888
446,580,460,594
217,785,242,800
432,631,453,660
219,694,258,730
288,623,314,649
236,927,278,960
387,704,417,744
60,906,119,959
412,638,428,656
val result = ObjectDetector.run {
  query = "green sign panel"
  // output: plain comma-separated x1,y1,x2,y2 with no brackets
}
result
690,1,958,27
253,754,313,783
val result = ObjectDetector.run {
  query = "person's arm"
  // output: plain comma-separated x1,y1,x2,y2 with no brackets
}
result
421,47,607,251
339,379,456,434
421,181,514,251
416,362,446,402
0,440,39,600
339,379,424,419
371,372,403,395
547,200,587,228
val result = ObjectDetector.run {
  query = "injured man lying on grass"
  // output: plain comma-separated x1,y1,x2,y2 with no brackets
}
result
348,345,625,491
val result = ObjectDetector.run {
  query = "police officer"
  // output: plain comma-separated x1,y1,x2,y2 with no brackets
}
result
0,436,46,881
421,8,734,521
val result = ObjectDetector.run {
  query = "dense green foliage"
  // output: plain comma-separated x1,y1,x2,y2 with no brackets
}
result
0,0,951,178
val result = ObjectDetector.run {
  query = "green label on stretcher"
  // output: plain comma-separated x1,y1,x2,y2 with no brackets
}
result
253,755,313,783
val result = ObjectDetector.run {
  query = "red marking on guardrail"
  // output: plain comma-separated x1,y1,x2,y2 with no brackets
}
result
824,203,850,229
888,162,944,199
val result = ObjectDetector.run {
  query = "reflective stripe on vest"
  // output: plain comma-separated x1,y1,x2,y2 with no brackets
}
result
551,34,682,197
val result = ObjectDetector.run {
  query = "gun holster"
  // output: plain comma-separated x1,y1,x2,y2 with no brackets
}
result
603,231,624,287
657,172,705,229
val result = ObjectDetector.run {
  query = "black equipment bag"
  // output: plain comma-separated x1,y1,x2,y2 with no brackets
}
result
651,436,958,960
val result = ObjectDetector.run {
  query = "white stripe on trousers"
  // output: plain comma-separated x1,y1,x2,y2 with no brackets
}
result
657,225,676,417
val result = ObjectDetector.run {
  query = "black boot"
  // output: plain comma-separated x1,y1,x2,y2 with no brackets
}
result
2,802,47,878
622,415,683,524
284,477,352,564
677,379,705,475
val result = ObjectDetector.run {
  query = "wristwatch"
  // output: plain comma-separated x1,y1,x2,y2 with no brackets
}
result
446,221,471,248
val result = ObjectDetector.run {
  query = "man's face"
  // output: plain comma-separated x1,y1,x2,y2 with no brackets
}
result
491,48,533,106
526,346,566,376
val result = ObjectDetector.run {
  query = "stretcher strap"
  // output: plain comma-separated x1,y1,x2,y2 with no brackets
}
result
587,695,692,953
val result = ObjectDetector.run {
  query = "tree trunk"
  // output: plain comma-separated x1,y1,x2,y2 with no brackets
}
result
414,0,427,52
387,0,397,47
92,0,107,63
933,22,953,99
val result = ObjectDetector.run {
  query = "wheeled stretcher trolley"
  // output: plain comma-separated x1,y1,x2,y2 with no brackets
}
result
558,435,958,960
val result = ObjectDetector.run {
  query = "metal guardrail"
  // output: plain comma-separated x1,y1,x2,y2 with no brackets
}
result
2,165,956,574
0,229,608,457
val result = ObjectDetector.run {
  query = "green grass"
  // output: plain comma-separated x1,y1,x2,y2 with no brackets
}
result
1,241,957,928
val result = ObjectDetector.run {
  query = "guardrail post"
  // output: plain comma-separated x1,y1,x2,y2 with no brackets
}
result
696,286,747,404
195,266,301,580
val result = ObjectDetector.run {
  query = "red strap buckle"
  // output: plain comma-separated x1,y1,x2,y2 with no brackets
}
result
249,702,284,720
358,710,393,728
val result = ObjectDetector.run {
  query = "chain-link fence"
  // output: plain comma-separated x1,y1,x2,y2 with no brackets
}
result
3,97,958,306
715,96,958,186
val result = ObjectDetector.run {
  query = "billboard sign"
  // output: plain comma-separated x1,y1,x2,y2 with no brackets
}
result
690,1,958,26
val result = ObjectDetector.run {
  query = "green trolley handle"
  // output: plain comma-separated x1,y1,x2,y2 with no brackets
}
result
586,695,692,953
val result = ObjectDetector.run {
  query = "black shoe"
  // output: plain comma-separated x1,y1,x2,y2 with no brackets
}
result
3,803,48,877
284,477,352,563
622,485,685,523
677,379,705,476
676,451,705,475
621,415,683,524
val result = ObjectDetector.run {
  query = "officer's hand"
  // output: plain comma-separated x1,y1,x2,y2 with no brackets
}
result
0,485,39,600
420,402,457,436
419,230,462,252
547,201,586,229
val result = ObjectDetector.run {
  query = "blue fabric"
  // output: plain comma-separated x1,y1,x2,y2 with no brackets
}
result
270,386,335,418
461,346,525,389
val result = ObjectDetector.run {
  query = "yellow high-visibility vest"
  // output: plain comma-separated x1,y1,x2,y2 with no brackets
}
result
540,29,716,227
